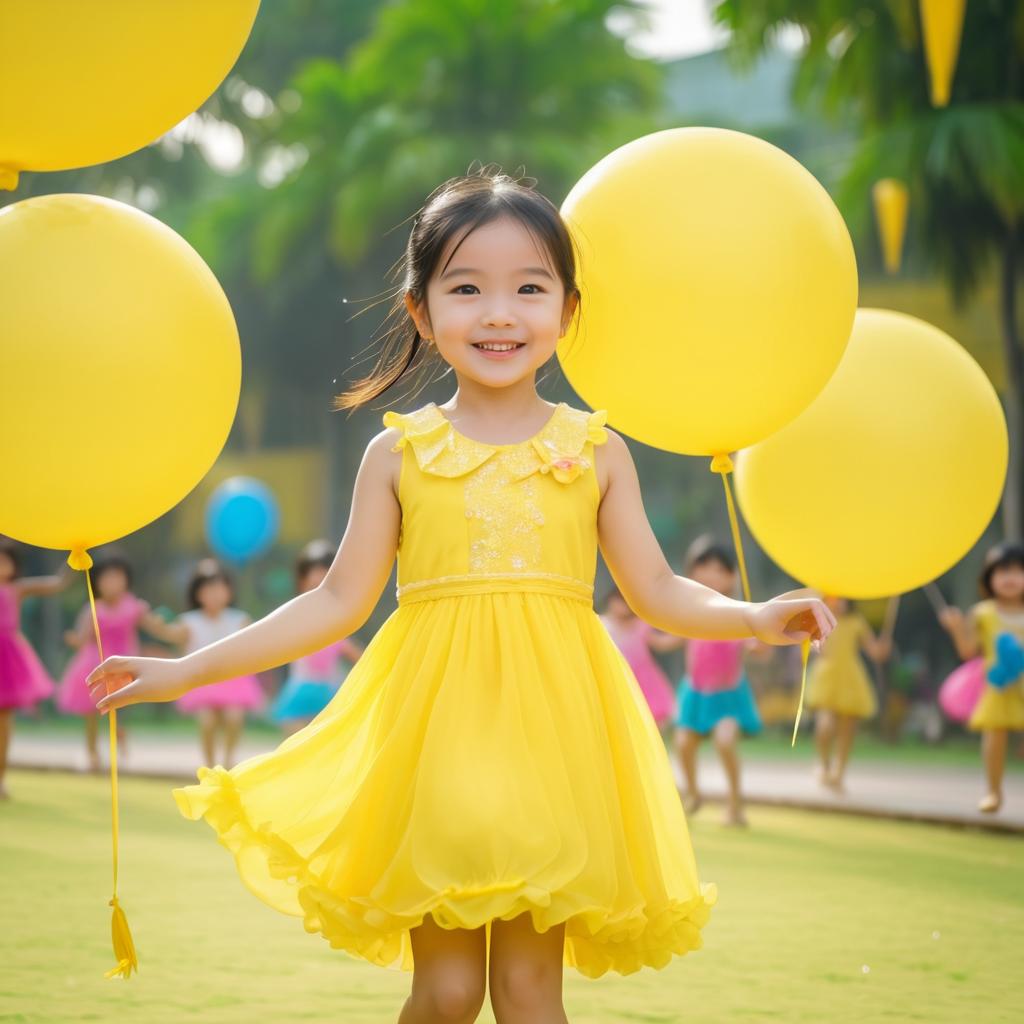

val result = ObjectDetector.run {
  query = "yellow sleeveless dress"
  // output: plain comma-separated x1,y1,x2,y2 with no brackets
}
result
968,600,1024,731
173,400,716,978
805,613,877,719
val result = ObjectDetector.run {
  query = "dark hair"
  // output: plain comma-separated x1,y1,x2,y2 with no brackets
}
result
0,537,22,578
187,558,235,610
979,541,1024,599
295,539,336,589
334,164,580,410
92,553,134,591
684,534,736,575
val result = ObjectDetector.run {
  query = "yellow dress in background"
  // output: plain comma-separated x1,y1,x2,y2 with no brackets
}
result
968,600,1024,731
805,613,878,719
173,400,715,978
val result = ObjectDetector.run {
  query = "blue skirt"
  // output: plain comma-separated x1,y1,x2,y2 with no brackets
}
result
676,676,762,736
270,678,340,723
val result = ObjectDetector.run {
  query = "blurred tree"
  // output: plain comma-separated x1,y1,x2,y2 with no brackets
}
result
716,0,1024,538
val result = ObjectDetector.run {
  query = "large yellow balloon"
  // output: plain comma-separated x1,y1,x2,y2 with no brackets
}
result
735,309,1008,598
558,128,858,457
0,194,241,557
0,1,260,189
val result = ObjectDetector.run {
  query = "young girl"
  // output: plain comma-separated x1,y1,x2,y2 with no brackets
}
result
58,553,166,772
87,170,834,1021
270,540,364,735
939,541,1024,814
0,538,71,799
599,585,682,736
806,596,891,794
673,537,764,827
150,560,266,770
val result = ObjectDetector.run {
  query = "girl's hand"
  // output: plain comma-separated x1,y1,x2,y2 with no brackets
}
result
938,606,964,633
87,656,193,713
745,597,836,651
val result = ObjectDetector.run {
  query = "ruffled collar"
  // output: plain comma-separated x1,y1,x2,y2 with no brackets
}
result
382,402,608,480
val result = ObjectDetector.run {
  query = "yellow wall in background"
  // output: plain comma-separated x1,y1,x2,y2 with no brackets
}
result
172,446,326,551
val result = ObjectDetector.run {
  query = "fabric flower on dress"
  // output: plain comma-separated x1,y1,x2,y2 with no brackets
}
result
529,410,608,483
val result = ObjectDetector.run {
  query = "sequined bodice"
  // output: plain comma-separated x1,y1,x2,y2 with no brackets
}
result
382,402,608,605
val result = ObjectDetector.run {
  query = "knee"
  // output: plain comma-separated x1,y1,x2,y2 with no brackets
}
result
491,958,561,1016
713,720,738,751
415,966,486,1022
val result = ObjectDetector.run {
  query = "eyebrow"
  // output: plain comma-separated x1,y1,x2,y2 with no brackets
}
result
439,265,556,281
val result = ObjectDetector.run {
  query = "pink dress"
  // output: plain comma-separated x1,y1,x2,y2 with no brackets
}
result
0,583,56,711
176,608,265,713
600,615,676,725
57,593,148,716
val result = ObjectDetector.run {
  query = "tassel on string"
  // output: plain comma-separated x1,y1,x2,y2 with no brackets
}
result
68,547,139,979
791,638,812,747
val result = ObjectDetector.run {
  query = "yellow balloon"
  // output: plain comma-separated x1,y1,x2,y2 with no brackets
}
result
735,309,1008,598
0,194,241,557
0,0,260,189
558,128,858,457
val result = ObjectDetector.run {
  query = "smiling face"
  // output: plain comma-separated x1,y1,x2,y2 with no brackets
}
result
990,563,1024,603
405,216,577,390
196,577,232,614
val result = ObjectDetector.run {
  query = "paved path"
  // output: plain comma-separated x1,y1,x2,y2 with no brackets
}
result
8,729,1024,834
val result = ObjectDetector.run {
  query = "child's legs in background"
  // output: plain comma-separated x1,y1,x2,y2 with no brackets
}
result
197,707,218,767
980,728,1008,812
0,709,11,796
712,717,746,824
814,709,836,781
399,915,486,1024
832,714,858,788
490,913,567,1024
673,727,702,811
222,706,245,769
84,713,101,771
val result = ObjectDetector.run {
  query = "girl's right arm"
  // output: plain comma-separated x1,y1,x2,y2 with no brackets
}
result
88,431,402,712
938,605,980,661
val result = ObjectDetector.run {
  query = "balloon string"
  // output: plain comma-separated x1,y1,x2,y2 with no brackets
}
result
710,455,752,603
791,638,812,747
81,560,137,979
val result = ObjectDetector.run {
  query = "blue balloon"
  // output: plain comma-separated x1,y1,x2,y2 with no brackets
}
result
205,477,280,564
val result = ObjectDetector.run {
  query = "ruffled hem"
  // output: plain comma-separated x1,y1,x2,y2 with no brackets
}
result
676,678,762,735
174,765,716,978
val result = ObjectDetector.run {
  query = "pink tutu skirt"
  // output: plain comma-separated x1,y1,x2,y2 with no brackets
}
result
177,675,265,714
57,646,104,715
632,664,676,725
1,634,53,711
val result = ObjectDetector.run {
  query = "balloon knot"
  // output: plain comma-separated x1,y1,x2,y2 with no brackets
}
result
0,166,19,191
709,453,734,475
68,549,93,571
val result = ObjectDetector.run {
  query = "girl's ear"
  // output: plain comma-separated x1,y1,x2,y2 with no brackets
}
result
404,292,432,341
560,291,579,337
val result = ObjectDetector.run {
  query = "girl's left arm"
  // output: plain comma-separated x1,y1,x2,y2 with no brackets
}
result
595,431,836,647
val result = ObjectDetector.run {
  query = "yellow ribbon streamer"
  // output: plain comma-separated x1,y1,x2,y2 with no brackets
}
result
791,638,812,748
69,548,139,979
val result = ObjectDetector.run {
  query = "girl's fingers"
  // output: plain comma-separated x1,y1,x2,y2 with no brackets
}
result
87,656,129,687
96,681,140,713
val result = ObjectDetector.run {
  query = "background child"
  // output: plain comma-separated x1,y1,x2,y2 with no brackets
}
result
674,536,763,826
57,553,165,772
599,585,682,736
152,560,266,770
807,596,891,794
0,538,71,799
939,541,1024,813
270,540,363,735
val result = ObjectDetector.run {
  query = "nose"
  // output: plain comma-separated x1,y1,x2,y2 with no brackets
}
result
481,304,516,328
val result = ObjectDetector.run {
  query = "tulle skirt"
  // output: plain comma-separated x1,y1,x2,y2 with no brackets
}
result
270,677,344,723
0,634,53,710
173,590,715,978
177,675,265,713
57,646,104,716
969,679,1024,731
675,677,762,735
806,661,877,719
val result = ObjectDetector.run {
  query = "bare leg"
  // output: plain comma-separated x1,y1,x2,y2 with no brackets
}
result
198,708,218,768
674,727,702,813
979,729,1007,813
814,710,836,787
490,914,567,1024
0,709,12,798
222,707,245,769
713,718,746,826
398,915,486,1024
831,715,858,792
85,714,102,772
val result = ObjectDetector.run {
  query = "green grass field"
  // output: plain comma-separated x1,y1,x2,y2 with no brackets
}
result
2,770,1021,1023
